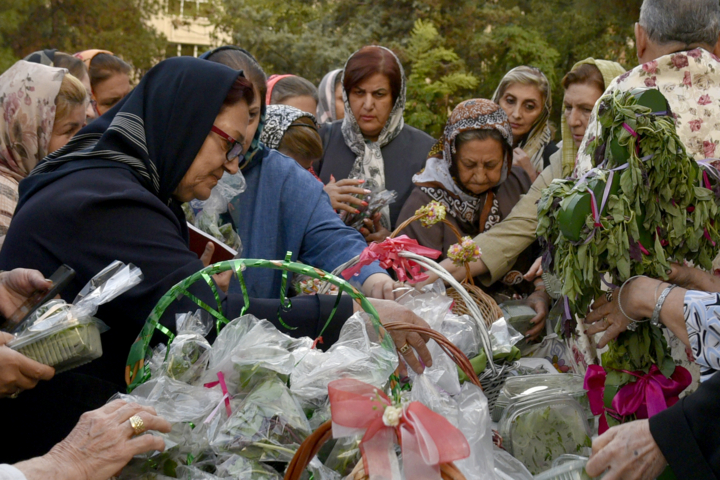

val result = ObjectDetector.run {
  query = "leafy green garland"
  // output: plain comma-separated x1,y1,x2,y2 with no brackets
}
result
537,88,720,375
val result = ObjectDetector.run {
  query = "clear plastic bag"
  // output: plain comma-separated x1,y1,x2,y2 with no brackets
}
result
441,313,480,359
163,310,213,384
188,171,246,254
210,376,312,462
10,261,143,373
493,447,533,480
489,317,523,355
214,454,281,479
201,315,311,395
117,376,224,424
289,313,398,407
338,189,397,230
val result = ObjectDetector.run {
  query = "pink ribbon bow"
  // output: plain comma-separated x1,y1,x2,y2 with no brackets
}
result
328,378,470,480
584,364,691,434
341,235,442,284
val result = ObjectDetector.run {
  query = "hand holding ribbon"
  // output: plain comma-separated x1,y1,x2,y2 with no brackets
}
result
328,378,470,480
341,235,442,284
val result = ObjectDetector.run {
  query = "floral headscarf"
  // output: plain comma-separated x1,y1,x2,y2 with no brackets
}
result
0,60,66,182
260,104,318,149
413,99,513,226
317,68,342,124
341,46,406,229
492,66,553,173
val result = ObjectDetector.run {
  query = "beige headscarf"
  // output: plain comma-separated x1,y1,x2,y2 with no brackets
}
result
560,58,626,177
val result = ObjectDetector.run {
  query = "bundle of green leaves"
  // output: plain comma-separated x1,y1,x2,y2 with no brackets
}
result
538,88,720,317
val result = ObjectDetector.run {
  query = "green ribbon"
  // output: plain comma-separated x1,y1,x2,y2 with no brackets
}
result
125,258,390,392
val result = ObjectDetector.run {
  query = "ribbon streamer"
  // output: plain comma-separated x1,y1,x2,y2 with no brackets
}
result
204,371,232,418
341,235,442,284
328,378,470,480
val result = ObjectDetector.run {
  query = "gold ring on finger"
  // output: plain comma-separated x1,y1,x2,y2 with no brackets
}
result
398,343,411,355
8,390,21,399
606,291,613,303
129,414,145,435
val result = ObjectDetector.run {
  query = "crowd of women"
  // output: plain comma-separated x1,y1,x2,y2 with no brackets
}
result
4,0,720,478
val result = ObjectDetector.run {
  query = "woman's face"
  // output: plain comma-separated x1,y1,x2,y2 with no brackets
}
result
242,85,262,153
348,72,393,141
174,100,250,203
563,82,604,147
47,104,86,155
334,82,345,121
93,72,132,115
498,83,544,142
280,95,317,115
455,137,505,195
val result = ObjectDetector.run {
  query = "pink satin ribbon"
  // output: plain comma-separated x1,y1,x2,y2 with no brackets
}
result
328,378,470,480
341,235,442,284
584,364,691,434
204,371,232,417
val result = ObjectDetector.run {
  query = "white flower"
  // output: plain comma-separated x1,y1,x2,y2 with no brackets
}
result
382,405,403,427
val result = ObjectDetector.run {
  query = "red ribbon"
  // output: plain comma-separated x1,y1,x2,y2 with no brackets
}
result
341,235,442,284
328,378,470,479
584,364,691,434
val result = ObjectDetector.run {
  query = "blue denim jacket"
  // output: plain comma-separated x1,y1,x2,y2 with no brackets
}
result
228,147,385,298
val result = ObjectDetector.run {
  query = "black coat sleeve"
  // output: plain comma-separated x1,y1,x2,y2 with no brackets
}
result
649,372,720,479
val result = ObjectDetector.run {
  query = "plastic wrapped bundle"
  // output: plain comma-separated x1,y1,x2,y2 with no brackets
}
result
10,261,143,373
210,376,312,462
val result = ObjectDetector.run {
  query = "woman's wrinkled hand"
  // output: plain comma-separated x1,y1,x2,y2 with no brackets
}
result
369,298,433,375
585,420,667,480
360,212,391,244
523,288,551,341
513,147,537,182
668,262,720,292
362,273,401,300
0,269,53,319
324,175,369,214
584,288,634,348
0,332,55,397
43,400,172,480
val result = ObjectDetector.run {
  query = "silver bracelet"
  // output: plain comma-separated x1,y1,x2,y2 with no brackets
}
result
618,275,647,331
651,284,677,327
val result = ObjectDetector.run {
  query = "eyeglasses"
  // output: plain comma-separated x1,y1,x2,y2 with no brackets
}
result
211,125,244,162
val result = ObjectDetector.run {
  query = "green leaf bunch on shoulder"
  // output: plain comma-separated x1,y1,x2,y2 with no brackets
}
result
538,89,720,383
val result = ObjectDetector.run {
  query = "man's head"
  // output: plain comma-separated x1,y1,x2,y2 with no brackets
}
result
636,0,720,63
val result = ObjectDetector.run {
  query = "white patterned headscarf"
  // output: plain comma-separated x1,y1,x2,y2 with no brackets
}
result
340,46,406,229
316,68,342,124
261,104,317,150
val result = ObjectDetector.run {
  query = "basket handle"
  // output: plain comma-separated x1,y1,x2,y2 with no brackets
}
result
390,212,476,286
125,259,392,391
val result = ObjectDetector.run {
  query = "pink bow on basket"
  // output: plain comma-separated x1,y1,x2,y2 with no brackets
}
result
328,378,470,480
341,235,442,284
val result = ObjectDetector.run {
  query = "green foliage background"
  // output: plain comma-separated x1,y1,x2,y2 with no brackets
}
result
2,0,643,136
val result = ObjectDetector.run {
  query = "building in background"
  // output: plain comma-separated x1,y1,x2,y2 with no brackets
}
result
149,0,227,58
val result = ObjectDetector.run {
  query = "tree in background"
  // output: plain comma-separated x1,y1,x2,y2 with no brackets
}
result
403,20,479,138
0,0,166,74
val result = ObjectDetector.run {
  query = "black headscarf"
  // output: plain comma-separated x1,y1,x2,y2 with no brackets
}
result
18,56,244,211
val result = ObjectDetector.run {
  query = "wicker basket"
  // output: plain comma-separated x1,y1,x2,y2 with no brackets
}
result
284,321,480,480
390,213,503,327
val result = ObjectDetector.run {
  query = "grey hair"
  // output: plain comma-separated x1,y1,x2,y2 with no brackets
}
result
639,0,720,47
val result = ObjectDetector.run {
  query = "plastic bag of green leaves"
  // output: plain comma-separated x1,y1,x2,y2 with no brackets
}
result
163,310,213,384
210,376,311,462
